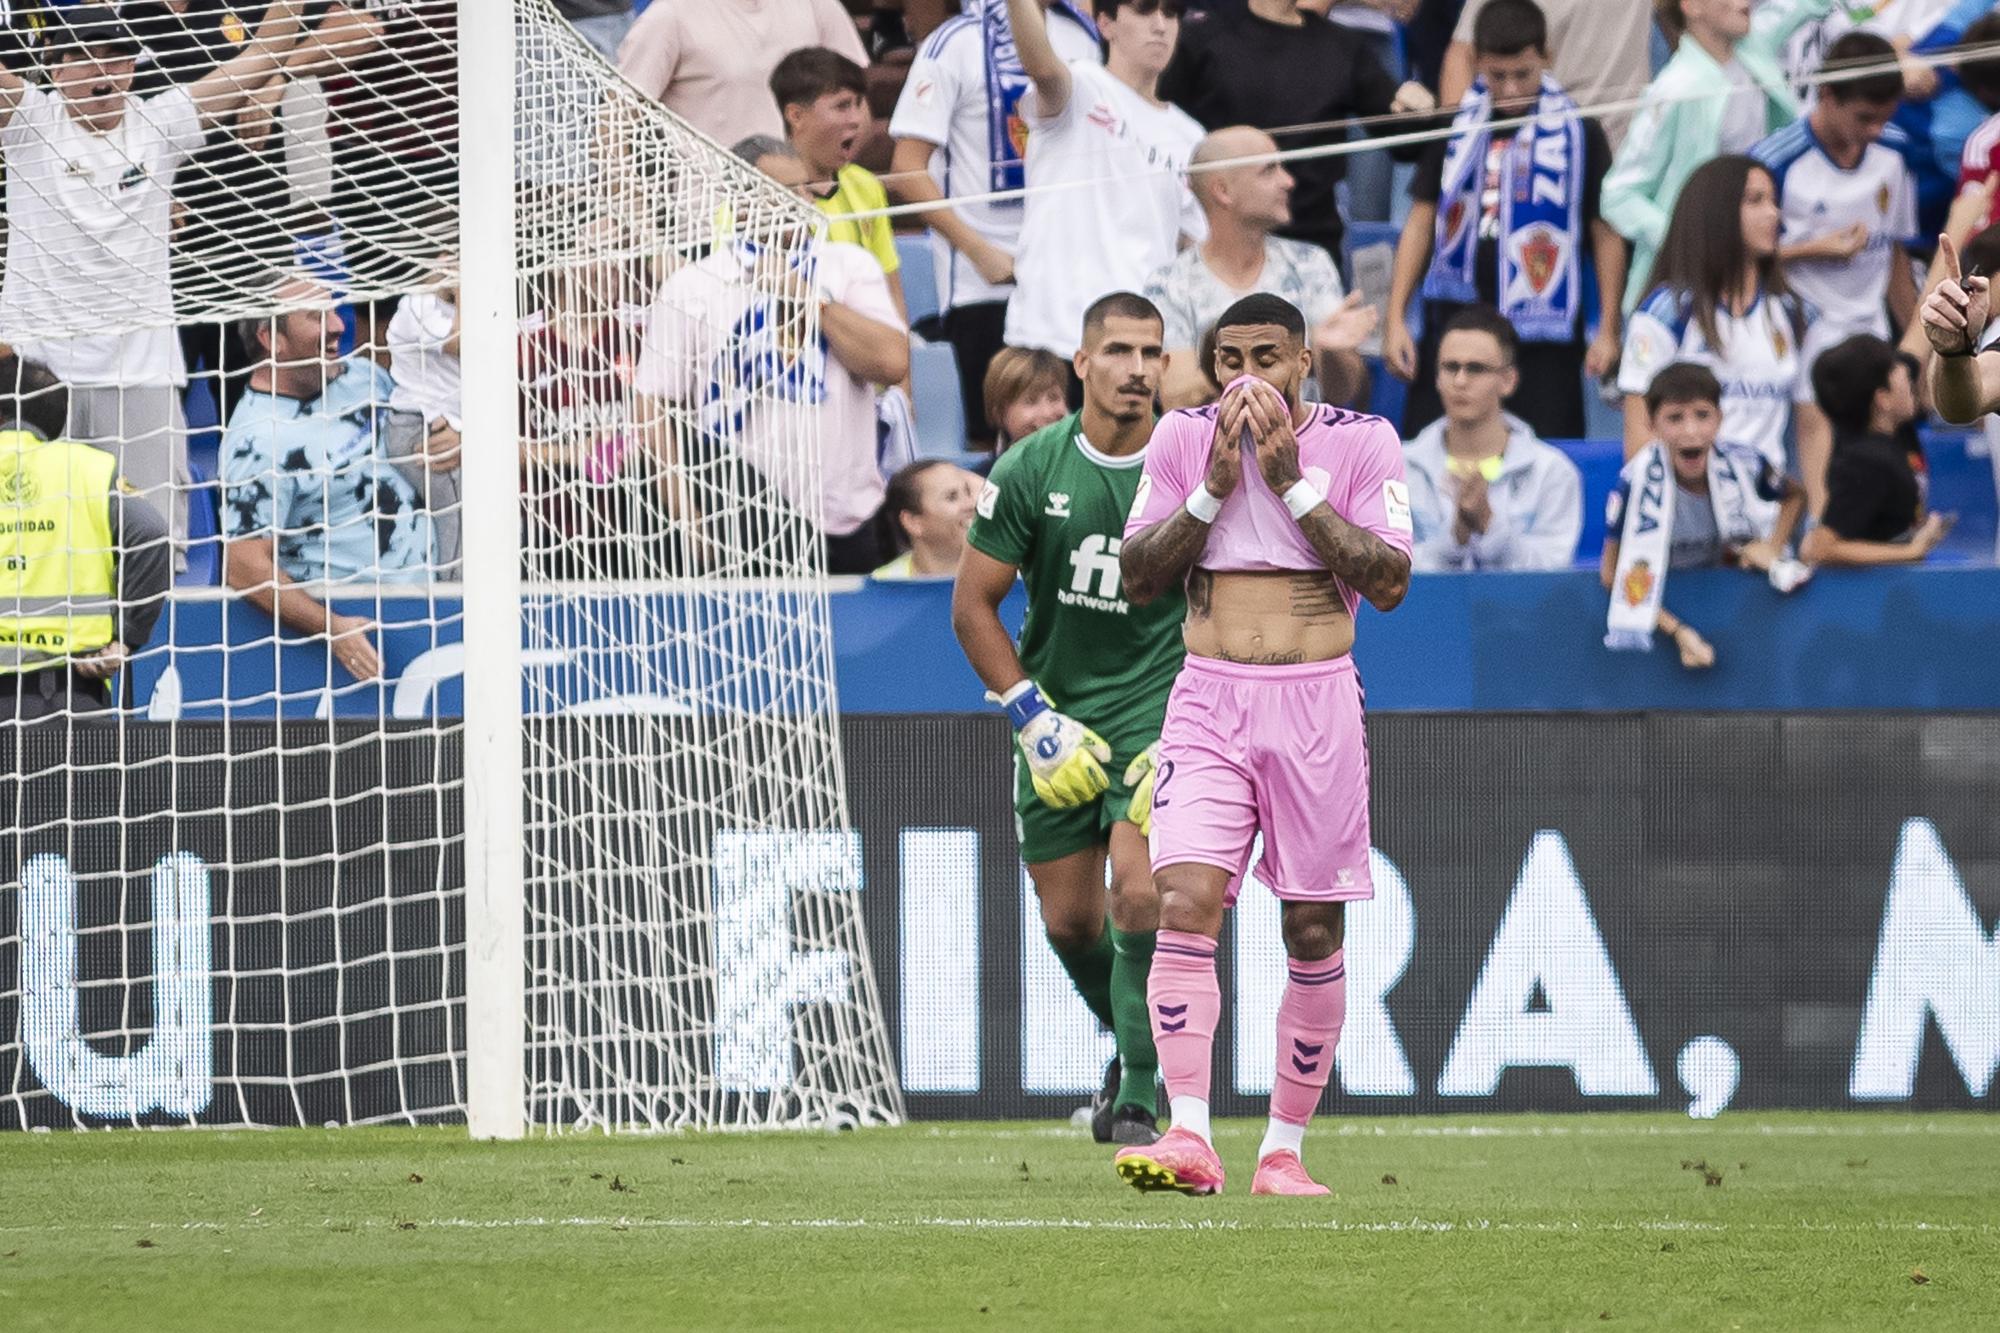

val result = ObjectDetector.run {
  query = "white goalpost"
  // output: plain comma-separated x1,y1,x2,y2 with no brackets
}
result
0,0,903,1135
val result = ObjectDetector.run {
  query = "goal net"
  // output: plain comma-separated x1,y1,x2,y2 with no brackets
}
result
0,0,903,1133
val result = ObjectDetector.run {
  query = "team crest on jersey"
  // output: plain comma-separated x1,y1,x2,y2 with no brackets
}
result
1621,559,1655,609
1045,492,1072,517
1772,324,1789,360
1520,225,1561,295
1876,184,1891,215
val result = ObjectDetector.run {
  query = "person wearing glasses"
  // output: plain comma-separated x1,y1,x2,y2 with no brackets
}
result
1401,304,1583,572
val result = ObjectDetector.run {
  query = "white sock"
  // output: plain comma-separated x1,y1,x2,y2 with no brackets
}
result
1169,1095,1212,1144
1258,1117,1306,1163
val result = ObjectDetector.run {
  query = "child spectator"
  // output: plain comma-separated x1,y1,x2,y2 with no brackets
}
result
1617,155,1830,492
982,346,1070,454
1439,0,1655,149
772,47,905,320
1802,334,1955,566
1402,305,1584,572
1754,33,1918,351
1603,0,1834,315
1603,362,1810,669
1387,0,1623,440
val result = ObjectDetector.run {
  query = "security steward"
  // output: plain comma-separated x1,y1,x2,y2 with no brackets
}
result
0,357,171,719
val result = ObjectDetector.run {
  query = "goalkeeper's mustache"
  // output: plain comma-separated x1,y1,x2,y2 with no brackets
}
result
1117,379,1151,396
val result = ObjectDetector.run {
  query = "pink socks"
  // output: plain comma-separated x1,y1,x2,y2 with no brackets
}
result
1149,930,1221,1115
1269,950,1346,1131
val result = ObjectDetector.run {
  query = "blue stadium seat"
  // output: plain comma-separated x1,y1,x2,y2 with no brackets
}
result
181,457,222,587
1552,438,1626,566
895,233,940,329
1918,429,1998,559
909,336,968,458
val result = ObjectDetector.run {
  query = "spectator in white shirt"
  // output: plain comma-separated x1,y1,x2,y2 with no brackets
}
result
1144,125,1374,410
386,283,465,575
0,2,309,557
635,138,910,575
886,0,1102,449
1001,0,1205,362
1402,305,1584,572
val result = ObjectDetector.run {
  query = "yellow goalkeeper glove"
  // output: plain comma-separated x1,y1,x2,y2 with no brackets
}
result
996,681,1111,808
1123,742,1161,837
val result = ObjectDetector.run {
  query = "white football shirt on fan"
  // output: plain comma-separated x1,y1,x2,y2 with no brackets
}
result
0,85,205,387
887,9,1102,311
1755,120,1917,341
1003,61,1205,359
1618,285,1828,474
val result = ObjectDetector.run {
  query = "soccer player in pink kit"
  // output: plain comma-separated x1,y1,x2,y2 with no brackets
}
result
1115,292,1413,1196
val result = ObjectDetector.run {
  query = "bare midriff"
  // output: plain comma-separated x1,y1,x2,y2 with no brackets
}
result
1180,568,1354,665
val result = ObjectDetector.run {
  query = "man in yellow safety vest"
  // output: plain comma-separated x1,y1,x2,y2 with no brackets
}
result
0,356,171,719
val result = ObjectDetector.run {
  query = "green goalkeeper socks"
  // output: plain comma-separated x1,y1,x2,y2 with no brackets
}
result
1109,927,1159,1114
1050,926,1117,1033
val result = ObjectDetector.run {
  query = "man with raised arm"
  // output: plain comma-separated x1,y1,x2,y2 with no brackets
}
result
1115,292,1413,1198
1001,0,1204,362
952,292,1186,1146
1923,230,2000,422
0,3,309,556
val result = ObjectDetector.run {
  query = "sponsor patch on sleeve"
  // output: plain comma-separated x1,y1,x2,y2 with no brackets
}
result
1126,474,1153,523
977,479,1000,520
1381,478,1413,534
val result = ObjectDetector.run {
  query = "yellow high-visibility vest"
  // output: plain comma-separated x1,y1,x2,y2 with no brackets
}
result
0,431,118,673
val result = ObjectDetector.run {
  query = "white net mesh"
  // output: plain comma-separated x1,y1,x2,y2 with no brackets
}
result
0,0,903,1132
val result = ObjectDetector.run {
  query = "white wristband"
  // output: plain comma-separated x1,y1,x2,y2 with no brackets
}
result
1282,479,1325,520
1184,486,1223,523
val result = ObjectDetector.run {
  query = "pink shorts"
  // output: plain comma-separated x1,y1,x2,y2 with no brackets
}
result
1149,653,1374,904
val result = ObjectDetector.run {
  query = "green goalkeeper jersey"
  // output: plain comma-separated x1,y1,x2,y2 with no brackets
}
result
966,412,1186,754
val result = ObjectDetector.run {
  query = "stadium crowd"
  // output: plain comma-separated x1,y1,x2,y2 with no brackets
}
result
2,0,1999,710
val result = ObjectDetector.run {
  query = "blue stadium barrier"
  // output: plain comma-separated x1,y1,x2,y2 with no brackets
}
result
126,567,2000,719
909,336,969,458
895,233,940,329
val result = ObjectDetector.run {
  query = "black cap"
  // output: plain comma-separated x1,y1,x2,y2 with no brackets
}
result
55,5,142,61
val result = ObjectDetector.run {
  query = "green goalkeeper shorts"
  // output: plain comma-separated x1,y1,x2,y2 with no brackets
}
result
1013,748,1141,865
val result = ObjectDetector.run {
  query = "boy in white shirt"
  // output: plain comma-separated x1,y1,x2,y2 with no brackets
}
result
1001,0,1206,361
0,4,310,555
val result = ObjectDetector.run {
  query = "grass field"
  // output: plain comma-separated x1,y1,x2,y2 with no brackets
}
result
3,1113,1996,1331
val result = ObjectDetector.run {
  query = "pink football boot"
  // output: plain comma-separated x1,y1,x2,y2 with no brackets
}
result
1115,1126,1226,1196
1250,1150,1330,1196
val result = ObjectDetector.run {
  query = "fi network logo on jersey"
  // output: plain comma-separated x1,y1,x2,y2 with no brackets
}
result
1045,492,1072,518
1062,534,1126,612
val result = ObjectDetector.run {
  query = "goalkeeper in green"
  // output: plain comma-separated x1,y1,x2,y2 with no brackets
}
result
951,292,1187,1144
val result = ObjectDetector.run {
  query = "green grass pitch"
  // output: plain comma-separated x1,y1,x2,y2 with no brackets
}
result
3,1113,1995,1330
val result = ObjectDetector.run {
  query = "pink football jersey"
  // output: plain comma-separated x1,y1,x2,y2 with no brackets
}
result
1124,397,1414,615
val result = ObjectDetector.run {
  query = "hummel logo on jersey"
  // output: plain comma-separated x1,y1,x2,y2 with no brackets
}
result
1067,533,1123,601
1046,492,1072,517
1336,867,1356,888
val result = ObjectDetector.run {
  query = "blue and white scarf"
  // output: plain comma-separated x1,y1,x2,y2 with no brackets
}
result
700,240,828,444
1604,442,1763,652
978,0,1098,194
1423,74,1585,344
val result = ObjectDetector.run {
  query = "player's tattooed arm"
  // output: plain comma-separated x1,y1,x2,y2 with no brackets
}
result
1294,506,1412,613
1124,401,1245,605
1121,511,1211,605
